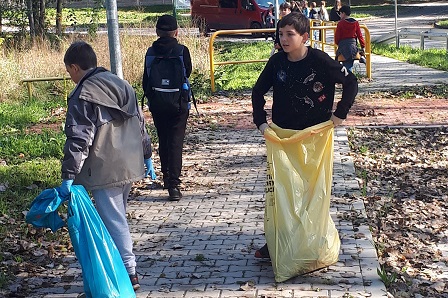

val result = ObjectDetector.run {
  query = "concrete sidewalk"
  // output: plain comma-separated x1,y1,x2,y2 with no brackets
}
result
356,54,448,94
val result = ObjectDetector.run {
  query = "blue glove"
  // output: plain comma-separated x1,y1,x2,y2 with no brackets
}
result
144,158,157,180
56,179,74,200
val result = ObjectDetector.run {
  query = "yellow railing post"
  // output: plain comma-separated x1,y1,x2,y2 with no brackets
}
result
360,24,372,79
26,82,32,100
21,77,70,100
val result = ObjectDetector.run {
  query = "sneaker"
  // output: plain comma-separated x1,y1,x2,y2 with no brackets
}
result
129,273,140,291
168,187,182,201
359,56,366,64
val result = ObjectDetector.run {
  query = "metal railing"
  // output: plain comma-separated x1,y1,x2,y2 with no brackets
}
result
397,29,448,51
209,24,371,92
209,28,276,92
21,77,70,100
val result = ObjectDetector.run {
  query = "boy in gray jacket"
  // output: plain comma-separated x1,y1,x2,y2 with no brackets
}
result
58,41,153,291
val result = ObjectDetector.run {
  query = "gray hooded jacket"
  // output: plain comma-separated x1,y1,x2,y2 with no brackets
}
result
62,67,149,190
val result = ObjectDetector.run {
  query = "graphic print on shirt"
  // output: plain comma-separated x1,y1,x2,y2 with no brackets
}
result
277,70,287,83
303,72,316,84
278,67,327,112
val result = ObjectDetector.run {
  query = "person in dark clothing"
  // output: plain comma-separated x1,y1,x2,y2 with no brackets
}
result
251,12,358,258
329,0,342,21
142,15,192,201
309,2,318,20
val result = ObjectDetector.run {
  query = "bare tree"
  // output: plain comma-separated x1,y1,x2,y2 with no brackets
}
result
25,0,46,39
56,0,63,35
25,0,35,38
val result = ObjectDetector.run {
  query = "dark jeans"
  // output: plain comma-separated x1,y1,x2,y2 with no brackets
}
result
151,109,189,188
342,59,355,73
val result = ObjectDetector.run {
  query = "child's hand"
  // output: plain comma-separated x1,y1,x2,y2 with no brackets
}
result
330,115,344,127
259,123,269,134
144,158,157,180
56,179,74,200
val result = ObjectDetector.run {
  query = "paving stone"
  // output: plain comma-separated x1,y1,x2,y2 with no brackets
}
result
23,111,391,298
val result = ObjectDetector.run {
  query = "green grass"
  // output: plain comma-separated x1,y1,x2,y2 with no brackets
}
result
372,43,448,71
0,96,64,131
436,19,448,28
214,41,273,91
0,89,65,287
0,89,66,213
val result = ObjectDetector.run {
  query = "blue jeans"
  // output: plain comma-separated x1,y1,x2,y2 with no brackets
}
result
342,59,354,73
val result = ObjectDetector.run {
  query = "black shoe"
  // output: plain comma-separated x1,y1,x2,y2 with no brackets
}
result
129,273,140,291
168,187,182,201
254,243,270,259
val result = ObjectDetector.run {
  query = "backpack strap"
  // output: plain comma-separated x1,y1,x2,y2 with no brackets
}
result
176,45,199,115
141,47,157,109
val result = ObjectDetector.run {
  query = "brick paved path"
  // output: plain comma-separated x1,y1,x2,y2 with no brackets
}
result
34,97,389,298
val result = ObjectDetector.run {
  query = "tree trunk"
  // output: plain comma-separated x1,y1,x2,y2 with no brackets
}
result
26,0,35,38
39,0,45,35
56,0,64,36
35,0,45,37
30,0,46,37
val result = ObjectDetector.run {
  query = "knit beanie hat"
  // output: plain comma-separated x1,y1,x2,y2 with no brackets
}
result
156,15,178,31
339,5,351,16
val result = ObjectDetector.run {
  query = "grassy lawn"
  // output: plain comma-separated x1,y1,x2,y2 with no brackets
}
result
214,41,272,91
372,43,448,71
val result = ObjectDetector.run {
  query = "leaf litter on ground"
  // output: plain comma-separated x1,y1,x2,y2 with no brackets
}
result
348,126,448,298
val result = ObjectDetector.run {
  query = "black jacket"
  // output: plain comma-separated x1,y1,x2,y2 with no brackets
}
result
252,47,358,130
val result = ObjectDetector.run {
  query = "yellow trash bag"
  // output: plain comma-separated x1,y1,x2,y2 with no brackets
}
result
264,121,340,282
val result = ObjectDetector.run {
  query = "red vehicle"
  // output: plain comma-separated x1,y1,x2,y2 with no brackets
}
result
191,0,270,33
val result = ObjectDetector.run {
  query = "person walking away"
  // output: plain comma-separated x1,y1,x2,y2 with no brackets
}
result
59,41,155,291
334,5,365,72
274,1,293,52
251,12,358,259
142,15,192,201
329,0,341,21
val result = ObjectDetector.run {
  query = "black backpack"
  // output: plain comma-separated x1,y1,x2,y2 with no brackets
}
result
143,45,197,114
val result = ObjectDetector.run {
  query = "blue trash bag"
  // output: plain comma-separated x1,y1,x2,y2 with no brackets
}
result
68,185,136,298
26,188,66,232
